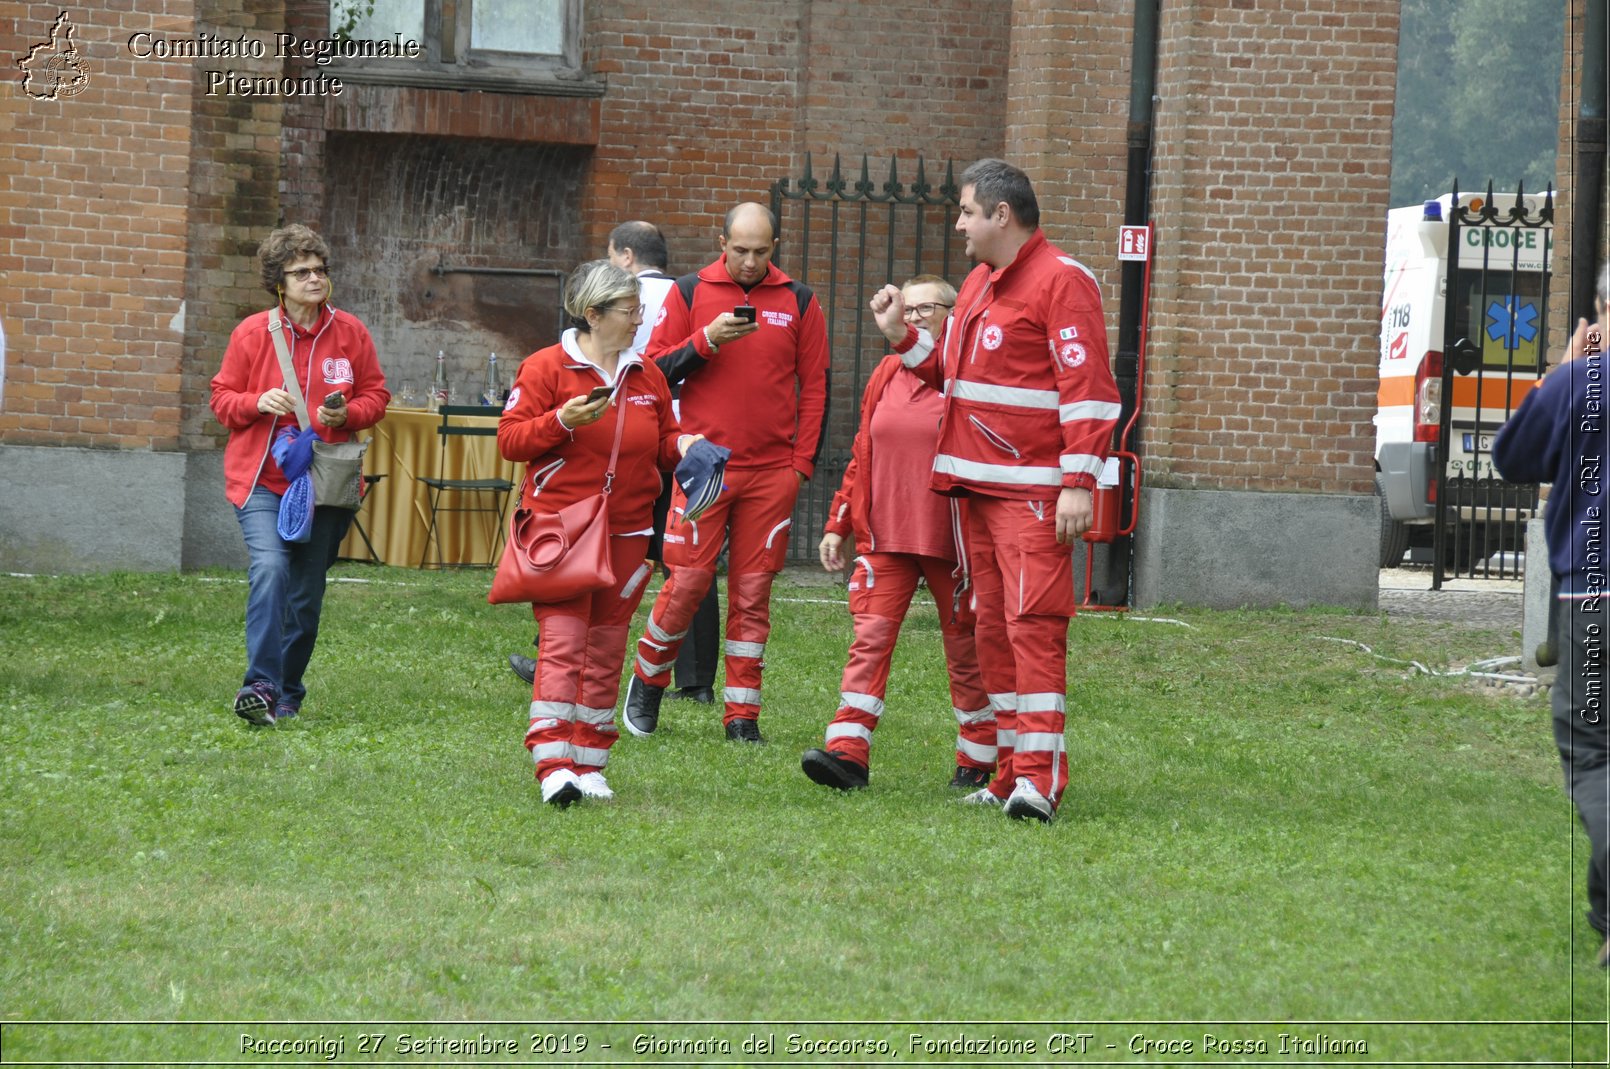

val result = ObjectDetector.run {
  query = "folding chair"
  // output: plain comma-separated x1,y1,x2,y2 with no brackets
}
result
419,405,515,568
338,474,386,564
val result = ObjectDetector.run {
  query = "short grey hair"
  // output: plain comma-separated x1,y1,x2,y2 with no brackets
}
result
564,260,640,333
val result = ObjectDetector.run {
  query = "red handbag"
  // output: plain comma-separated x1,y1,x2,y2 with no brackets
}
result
488,393,628,605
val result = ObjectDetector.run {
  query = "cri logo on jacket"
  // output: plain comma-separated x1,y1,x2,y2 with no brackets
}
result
982,325,1003,350
322,357,355,384
1057,341,1087,369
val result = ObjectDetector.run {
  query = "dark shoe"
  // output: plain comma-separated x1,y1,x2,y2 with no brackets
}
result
724,717,765,744
509,653,536,686
233,681,278,727
272,700,299,722
673,685,716,704
623,675,665,737
801,748,868,790
949,765,991,790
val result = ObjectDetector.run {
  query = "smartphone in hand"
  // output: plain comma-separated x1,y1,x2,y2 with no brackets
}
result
586,385,614,404
733,305,757,323
323,391,346,408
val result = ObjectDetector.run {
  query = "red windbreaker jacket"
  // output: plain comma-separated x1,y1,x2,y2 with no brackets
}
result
498,334,683,534
898,230,1121,499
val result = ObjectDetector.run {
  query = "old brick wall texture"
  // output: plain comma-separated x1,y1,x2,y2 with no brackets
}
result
4,0,198,451
11,0,1525,508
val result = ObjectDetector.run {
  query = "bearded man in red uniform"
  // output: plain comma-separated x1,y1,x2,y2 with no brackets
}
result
874,159,1121,821
621,202,831,743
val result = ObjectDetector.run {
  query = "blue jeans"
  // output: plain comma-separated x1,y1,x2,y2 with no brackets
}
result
235,487,354,706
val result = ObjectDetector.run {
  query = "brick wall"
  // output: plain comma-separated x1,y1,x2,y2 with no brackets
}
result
1552,0,1609,344
1142,0,1400,496
3,1,197,450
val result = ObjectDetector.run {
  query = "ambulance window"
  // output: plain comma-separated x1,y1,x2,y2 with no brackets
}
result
1451,269,1550,374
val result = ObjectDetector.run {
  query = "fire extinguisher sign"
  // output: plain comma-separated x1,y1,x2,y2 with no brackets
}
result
1118,225,1151,262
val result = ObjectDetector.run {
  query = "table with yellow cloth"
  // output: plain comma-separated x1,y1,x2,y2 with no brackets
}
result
337,406,523,567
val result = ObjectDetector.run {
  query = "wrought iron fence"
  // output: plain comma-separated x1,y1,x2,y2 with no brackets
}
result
769,154,965,561
1433,182,1553,586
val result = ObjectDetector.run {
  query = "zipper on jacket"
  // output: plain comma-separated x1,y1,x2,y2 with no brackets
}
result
968,414,1021,458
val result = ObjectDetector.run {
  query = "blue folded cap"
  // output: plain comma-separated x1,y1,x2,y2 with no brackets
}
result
272,425,321,482
277,473,314,542
674,438,731,522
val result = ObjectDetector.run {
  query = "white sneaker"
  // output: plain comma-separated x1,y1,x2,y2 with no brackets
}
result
1004,777,1053,823
576,771,614,801
540,768,582,808
960,787,1004,807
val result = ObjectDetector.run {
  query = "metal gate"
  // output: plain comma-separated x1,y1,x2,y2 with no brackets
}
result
1433,183,1554,586
770,154,965,562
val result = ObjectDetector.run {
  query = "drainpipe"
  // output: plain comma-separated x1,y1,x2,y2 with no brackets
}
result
1571,0,1606,326
1094,0,1161,606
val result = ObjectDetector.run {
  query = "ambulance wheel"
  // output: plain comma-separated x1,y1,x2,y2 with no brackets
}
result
1376,474,1410,569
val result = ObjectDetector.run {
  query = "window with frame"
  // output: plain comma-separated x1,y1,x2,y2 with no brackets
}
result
329,0,591,93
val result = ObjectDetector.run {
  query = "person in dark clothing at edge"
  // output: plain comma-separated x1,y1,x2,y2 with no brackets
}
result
507,221,721,703
1493,261,1608,966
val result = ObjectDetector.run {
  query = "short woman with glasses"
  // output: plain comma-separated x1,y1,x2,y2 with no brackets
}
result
801,274,996,795
498,260,701,808
209,224,391,727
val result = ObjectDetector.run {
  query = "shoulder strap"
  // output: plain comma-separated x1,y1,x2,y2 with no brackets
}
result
601,375,631,495
267,308,312,431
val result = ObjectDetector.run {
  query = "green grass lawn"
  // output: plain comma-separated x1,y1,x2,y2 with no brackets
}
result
0,566,1605,1064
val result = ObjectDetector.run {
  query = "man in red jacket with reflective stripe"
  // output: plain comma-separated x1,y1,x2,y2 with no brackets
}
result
876,159,1121,821
621,202,832,743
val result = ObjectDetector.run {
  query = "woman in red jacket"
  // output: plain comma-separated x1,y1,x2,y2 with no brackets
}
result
498,260,699,808
801,275,994,793
209,224,390,727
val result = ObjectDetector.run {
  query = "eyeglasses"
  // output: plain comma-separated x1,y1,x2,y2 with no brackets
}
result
903,302,953,319
284,266,330,281
602,303,645,319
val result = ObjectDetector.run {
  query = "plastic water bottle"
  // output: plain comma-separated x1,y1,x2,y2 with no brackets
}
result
430,350,449,412
482,353,500,406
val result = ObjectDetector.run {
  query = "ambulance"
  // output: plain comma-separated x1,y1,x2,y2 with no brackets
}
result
1374,190,1551,568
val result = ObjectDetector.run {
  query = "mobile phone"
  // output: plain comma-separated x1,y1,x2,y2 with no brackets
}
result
586,385,614,404
323,391,345,407
733,305,757,323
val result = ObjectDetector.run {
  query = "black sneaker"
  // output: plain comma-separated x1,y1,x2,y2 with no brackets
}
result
508,653,536,685
949,765,991,790
801,748,868,790
622,675,665,737
673,685,716,704
724,717,765,744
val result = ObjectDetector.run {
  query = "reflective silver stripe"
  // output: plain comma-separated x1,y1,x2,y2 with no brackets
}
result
763,518,792,549
724,686,762,706
952,379,1058,409
1015,731,1067,755
957,737,998,763
997,729,1018,748
935,454,1061,487
827,722,873,743
1059,400,1123,423
529,700,575,721
841,692,884,718
529,741,568,761
1019,692,1067,713
725,639,766,659
619,562,651,600
899,328,935,368
1059,454,1104,478
570,744,611,767
575,704,616,725
988,692,1017,712
636,652,676,676
954,705,992,724
647,616,687,643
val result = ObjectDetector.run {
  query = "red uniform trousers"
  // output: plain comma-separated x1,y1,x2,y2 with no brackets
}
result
820,552,993,772
524,536,655,780
965,494,1074,809
630,465,798,727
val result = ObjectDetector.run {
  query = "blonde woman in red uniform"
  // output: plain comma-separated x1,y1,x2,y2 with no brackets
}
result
802,275,995,793
498,260,701,808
